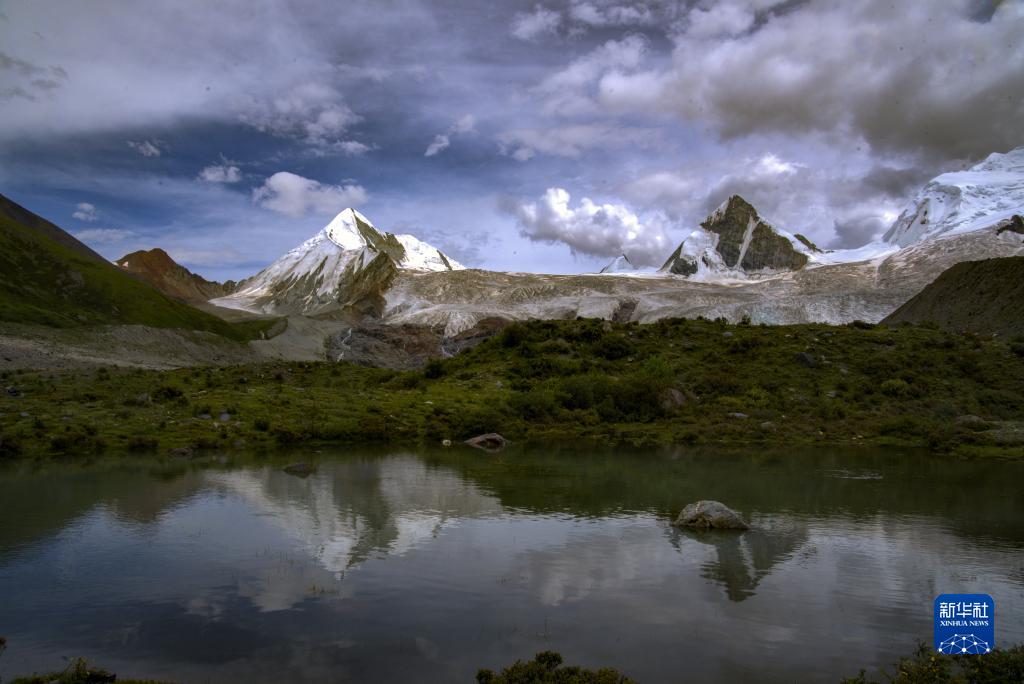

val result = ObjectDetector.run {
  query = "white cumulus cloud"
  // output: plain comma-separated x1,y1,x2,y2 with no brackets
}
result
504,187,672,266
197,163,242,183
252,171,368,217
72,202,98,221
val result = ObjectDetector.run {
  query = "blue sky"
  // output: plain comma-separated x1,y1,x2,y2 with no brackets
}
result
0,0,1021,281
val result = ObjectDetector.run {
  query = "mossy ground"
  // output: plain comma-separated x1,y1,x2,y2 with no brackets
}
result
2,318,1024,461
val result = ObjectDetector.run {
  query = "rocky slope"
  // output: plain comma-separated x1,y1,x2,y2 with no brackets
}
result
882,256,1024,336
116,248,237,304
211,208,463,316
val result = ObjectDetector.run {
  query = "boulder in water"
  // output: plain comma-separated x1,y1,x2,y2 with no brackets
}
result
674,500,749,530
283,462,317,477
465,433,509,451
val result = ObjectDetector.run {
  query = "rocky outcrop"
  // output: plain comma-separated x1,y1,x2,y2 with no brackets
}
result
673,500,749,530
996,214,1024,237
116,248,237,304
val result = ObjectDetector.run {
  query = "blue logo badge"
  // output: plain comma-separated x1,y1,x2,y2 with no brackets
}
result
934,594,994,654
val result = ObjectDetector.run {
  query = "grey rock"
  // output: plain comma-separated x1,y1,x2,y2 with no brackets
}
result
168,446,195,459
722,331,733,338
794,352,818,368
727,412,748,420
197,413,212,421
955,414,990,431
674,500,749,530
465,433,509,451
660,388,687,410
5,386,19,397
219,412,231,422
760,421,777,432
135,393,151,405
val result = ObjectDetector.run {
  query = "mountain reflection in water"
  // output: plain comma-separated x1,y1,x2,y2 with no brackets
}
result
0,446,1022,684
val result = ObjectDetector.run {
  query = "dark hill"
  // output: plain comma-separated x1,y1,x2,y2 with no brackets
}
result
0,193,259,339
882,256,1024,336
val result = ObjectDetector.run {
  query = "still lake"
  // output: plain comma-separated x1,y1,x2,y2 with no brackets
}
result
0,446,1022,683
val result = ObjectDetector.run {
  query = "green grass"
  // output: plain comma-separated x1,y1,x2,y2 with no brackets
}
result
2,318,1024,460
0,210,274,341
7,657,170,684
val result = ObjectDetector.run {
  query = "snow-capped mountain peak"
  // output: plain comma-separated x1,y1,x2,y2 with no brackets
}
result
323,207,377,250
884,146,1024,247
210,208,463,315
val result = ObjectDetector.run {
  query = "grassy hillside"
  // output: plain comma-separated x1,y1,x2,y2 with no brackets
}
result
883,256,1024,336
0,194,270,340
2,317,1023,460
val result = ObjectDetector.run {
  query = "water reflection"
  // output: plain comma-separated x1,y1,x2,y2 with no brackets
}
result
670,517,810,602
0,447,1022,684
206,455,501,575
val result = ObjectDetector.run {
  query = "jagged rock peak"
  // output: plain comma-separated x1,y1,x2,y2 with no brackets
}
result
660,196,808,279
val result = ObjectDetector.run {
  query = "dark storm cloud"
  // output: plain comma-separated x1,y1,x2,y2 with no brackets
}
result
860,166,935,200
594,0,1024,162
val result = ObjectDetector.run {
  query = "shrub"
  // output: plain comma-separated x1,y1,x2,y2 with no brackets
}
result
592,335,635,360
423,359,446,379
497,323,529,348
477,651,635,684
558,374,611,410
509,388,561,422
841,642,1024,684
153,385,184,402
127,435,159,452
880,378,910,397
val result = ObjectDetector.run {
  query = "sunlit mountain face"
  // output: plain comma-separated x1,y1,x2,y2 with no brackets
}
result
2,1,1021,282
